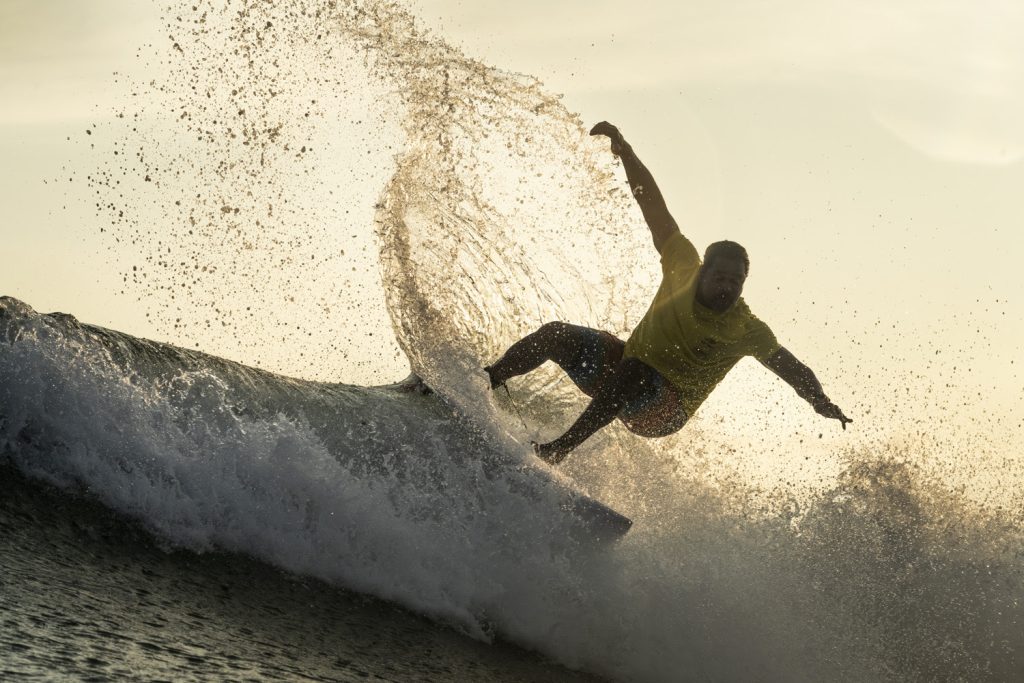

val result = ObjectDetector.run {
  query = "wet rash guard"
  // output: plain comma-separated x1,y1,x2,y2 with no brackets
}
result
623,231,780,418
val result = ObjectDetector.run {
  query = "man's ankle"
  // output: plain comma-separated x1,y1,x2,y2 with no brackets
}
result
484,364,503,390
535,441,569,465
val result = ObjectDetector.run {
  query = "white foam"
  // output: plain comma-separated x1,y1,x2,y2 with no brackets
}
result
4,303,1020,682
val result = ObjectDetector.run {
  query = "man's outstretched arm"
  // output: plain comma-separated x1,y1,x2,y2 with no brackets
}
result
762,347,853,429
590,121,681,254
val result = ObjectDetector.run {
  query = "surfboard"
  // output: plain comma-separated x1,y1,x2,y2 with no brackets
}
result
391,373,632,540
477,380,633,540
2,297,632,543
564,491,633,539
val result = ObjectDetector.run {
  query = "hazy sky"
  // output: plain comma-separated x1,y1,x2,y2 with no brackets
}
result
2,0,1023,476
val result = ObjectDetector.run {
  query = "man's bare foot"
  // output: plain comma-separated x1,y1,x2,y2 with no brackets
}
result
532,440,569,465
483,365,503,390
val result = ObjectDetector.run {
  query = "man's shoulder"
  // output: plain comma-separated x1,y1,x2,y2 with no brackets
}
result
733,297,755,319
659,231,701,270
733,298,773,332
733,298,780,359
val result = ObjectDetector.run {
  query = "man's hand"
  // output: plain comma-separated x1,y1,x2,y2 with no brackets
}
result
813,397,853,430
589,120,680,253
590,121,626,156
763,348,852,430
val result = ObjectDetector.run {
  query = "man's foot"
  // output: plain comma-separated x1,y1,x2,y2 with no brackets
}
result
483,365,503,390
532,440,569,466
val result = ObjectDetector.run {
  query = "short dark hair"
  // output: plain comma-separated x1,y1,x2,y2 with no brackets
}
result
704,240,749,275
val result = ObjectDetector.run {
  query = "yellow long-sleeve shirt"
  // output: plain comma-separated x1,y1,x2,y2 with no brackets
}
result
623,231,780,418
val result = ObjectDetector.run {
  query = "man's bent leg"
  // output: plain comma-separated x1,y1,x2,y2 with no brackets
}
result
486,322,590,388
536,357,650,464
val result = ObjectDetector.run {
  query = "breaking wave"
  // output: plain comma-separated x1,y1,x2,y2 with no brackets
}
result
6,1,1022,680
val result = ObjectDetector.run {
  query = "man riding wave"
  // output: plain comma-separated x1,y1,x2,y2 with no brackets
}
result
485,122,851,464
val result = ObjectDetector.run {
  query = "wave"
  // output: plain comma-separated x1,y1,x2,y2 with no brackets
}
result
0,295,620,630
4,295,1023,681
18,0,1024,680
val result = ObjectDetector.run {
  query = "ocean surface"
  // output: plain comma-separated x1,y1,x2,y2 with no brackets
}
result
2,292,1022,682
4,0,1024,681
0,463,599,682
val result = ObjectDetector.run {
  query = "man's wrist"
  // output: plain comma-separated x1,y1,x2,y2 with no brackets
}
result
810,392,830,410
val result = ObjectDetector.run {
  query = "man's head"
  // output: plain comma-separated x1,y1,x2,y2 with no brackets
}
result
697,241,749,313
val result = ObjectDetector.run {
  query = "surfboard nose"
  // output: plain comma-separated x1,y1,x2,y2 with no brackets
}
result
0,296,37,344
0,296,35,319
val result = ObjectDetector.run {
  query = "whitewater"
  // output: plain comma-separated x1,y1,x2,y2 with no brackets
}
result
3,1,1023,681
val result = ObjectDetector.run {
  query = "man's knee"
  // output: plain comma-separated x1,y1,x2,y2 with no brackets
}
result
536,321,573,340
533,321,583,366
535,321,579,352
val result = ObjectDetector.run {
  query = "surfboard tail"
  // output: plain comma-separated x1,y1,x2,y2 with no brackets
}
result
565,494,633,541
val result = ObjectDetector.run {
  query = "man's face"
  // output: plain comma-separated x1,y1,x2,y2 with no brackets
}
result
698,257,747,312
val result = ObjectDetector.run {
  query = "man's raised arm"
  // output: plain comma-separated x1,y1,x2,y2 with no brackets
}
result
762,347,853,429
590,121,681,254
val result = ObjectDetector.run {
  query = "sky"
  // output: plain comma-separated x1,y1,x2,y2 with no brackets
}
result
2,0,1023,478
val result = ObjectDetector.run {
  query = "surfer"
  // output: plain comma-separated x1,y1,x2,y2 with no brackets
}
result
485,121,851,464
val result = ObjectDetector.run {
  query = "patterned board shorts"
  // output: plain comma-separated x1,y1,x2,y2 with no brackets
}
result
561,324,689,438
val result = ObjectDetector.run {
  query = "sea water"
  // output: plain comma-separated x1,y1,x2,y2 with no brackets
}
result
4,1,1023,681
